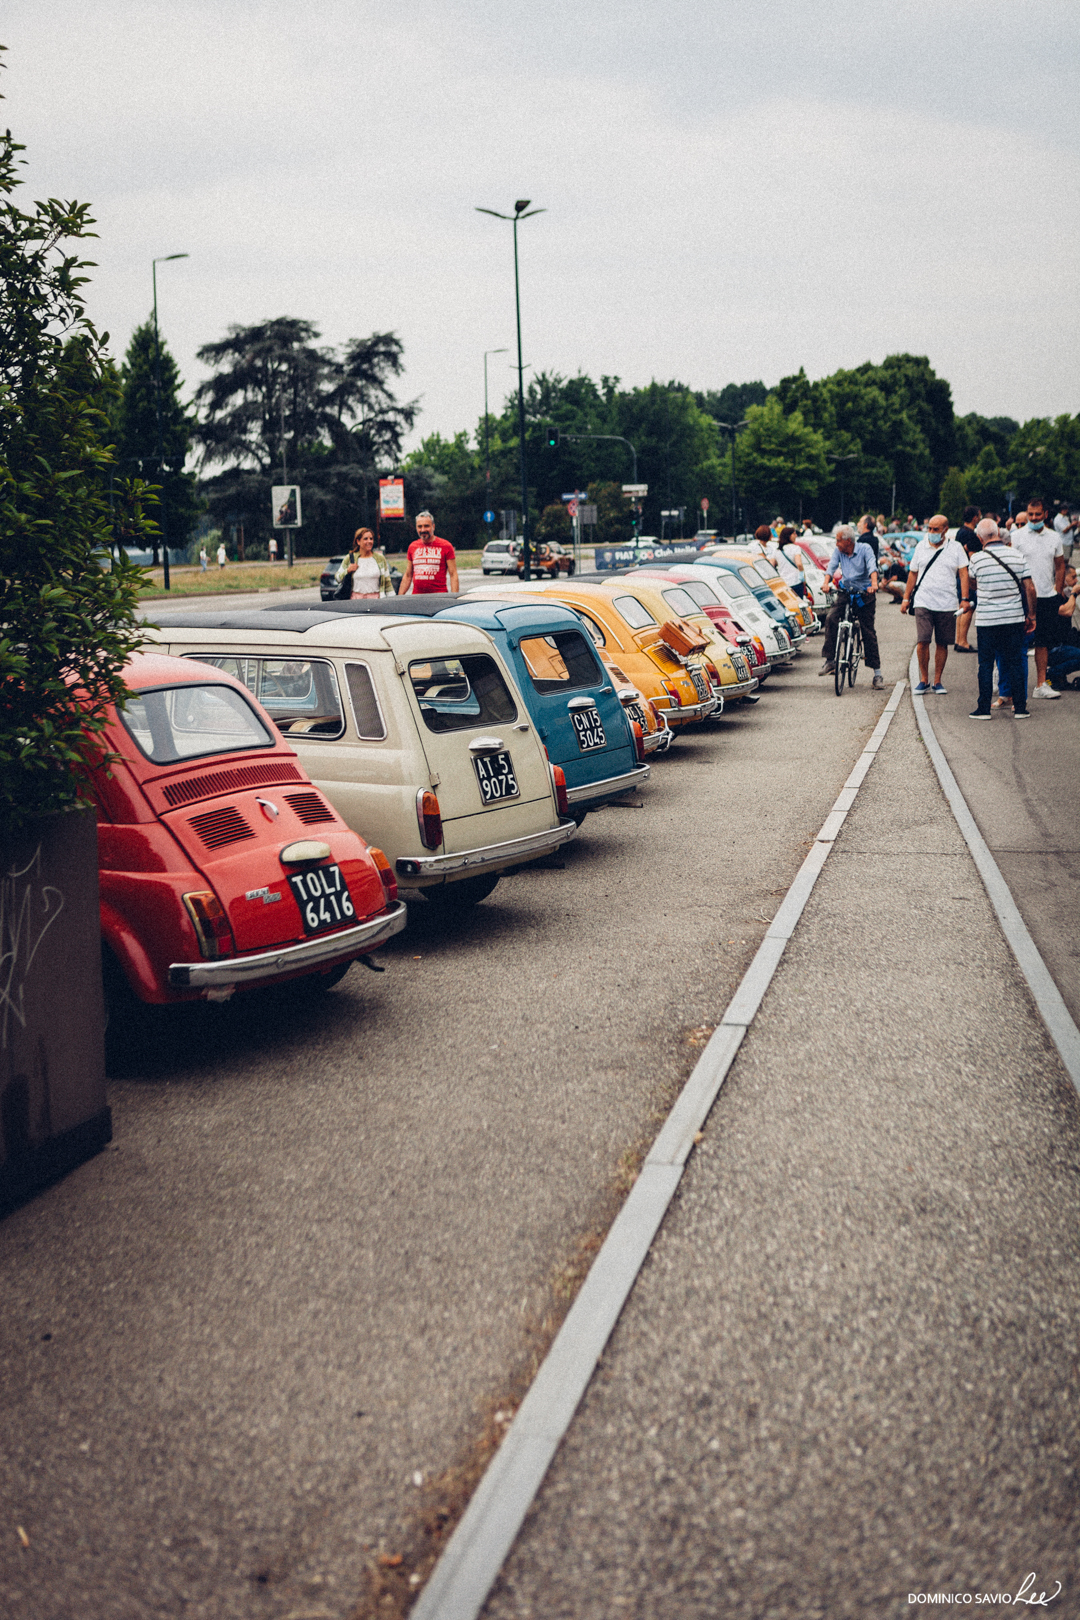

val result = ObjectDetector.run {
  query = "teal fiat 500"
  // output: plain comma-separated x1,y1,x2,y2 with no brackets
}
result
313,595,650,822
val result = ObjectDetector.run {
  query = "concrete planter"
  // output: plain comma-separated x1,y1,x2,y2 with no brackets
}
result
1,806,111,1212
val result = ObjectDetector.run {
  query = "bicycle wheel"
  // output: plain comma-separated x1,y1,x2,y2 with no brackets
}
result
849,623,863,686
833,623,848,695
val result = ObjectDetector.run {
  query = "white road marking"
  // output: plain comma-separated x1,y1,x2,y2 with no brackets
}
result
909,651,1080,1093
411,680,908,1620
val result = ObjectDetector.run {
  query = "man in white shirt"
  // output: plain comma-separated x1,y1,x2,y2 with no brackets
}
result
900,514,970,693
967,519,1036,719
1054,503,1075,541
1012,496,1066,699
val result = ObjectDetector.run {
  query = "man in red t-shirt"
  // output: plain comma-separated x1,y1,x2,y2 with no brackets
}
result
400,511,459,595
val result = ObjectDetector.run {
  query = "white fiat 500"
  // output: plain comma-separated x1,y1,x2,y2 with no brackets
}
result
150,609,576,908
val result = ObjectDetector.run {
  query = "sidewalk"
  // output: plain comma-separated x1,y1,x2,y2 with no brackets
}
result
481,676,1080,1618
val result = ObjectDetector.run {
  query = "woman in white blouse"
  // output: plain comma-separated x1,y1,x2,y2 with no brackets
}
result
335,528,394,598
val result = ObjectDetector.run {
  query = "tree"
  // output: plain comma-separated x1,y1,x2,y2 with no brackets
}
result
938,466,967,525
536,502,571,542
192,319,417,554
962,445,1007,514
0,111,151,835
719,398,828,521
115,319,200,559
1004,415,1080,508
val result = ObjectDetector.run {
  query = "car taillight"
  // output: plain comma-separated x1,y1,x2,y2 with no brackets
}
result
367,846,398,907
630,720,645,763
415,788,442,850
550,763,570,817
662,680,682,707
644,698,661,726
182,891,234,959
705,660,721,687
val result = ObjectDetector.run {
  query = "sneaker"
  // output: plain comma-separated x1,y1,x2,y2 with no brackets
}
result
914,680,930,694
932,682,947,695
818,662,835,676
1035,683,1061,699
968,710,992,720
1014,709,1031,718
872,674,884,690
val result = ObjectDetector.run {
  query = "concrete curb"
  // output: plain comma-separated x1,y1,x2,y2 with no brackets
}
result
411,681,908,1620
909,651,1080,1095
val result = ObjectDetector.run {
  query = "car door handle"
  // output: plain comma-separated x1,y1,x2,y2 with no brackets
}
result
567,697,597,711
469,736,505,752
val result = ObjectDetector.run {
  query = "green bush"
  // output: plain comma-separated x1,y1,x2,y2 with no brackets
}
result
0,115,152,837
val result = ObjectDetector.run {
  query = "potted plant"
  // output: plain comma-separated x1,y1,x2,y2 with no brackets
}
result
0,99,153,1209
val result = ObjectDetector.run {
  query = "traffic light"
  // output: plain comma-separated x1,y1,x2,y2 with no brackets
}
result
545,425,559,449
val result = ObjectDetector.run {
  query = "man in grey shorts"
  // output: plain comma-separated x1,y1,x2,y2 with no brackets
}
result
900,513,970,694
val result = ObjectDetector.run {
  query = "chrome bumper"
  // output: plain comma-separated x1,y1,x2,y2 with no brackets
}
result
168,901,408,990
654,695,719,724
565,763,650,805
395,818,576,882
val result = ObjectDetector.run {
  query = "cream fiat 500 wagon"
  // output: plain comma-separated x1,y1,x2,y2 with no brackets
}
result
150,609,576,908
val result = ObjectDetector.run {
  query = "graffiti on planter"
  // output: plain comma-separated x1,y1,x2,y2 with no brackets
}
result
1,848,65,1050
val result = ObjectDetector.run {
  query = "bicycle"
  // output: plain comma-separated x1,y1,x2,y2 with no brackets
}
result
832,589,865,696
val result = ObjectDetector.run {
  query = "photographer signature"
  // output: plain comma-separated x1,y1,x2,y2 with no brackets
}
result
1015,1573,1063,1607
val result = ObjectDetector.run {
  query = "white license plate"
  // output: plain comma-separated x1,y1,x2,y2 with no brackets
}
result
286,863,357,936
571,708,607,751
473,750,520,804
731,654,748,681
690,667,709,702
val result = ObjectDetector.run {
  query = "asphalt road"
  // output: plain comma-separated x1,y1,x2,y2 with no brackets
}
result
479,618,1080,1619
2,604,1075,1620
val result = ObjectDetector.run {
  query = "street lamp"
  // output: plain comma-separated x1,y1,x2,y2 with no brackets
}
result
715,419,748,538
152,252,189,589
483,347,508,501
476,199,544,579
828,452,857,526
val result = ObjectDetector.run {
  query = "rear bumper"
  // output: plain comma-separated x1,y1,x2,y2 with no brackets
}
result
168,901,408,990
395,818,576,883
565,763,650,806
654,695,719,725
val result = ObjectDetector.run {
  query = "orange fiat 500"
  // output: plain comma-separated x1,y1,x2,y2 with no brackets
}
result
469,580,718,729
619,573,760,704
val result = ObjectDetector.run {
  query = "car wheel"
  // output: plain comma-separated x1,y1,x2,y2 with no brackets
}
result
102,947,158,1072
566,562,576,576
284,960,354,995
419,874,500,909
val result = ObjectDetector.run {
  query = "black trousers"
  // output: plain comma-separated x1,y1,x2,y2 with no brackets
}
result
822,593,880,669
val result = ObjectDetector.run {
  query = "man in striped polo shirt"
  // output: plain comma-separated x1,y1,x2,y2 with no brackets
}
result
966,518,1037,720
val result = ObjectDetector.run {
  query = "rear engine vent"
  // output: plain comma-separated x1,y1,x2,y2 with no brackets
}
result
284,791,336,826
162,761,303,807
188,805,256,850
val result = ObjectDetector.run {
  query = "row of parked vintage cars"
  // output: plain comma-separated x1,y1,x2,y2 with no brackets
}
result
95,543,828,1055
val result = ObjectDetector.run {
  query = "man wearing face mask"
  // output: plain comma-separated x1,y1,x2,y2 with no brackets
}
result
1012,496,1066,699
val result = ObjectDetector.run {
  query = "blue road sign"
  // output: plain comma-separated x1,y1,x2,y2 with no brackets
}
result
483,509,496,524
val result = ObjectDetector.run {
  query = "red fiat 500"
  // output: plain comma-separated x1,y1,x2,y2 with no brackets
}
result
92,654,406,1027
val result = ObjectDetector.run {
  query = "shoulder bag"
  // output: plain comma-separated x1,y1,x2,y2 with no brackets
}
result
981,548,1027,612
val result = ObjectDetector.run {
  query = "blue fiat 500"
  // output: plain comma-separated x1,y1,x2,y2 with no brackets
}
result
313,595,650,821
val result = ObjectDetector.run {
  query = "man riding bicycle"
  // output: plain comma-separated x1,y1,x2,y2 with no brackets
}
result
818,524,884,689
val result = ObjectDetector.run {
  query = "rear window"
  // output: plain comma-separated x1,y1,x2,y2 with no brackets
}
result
661,587,702,619
709,569,752,598
739,567,765,589
120,684,272,764
752,559,779,581
519,630,602,694
578,614,606,648
193,656,346,739
409,654,518,733
680,580,721,608
612,594,657,630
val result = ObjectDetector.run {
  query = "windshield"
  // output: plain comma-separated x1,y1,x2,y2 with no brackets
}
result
752,559,779,581
120,684,272,764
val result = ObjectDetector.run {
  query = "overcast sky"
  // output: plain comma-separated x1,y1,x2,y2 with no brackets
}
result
6,0,1079,451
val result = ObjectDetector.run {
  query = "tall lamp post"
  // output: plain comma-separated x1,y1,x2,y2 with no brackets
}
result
715,419,748,538
476,200,544,579
483,347,508,503
152,252,189,590
828,452,857,527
